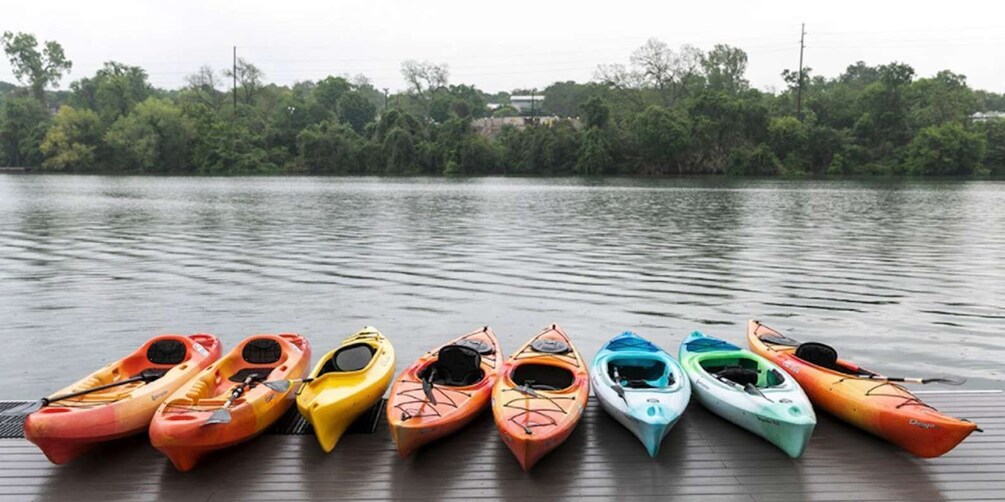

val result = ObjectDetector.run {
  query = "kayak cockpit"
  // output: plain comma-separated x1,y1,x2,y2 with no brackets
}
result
607,357,672,389
418,345,484,386
511,363,575,391
699,356,786,389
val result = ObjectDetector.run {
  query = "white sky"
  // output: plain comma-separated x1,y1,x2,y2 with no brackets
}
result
3,0,1004,94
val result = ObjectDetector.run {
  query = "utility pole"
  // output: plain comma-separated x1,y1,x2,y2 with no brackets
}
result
383,88,389,110
796,23,806,121
232,46,238,115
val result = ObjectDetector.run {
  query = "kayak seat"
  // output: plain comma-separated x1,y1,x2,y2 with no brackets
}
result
243,339,282,364
512,363,575,391
318,343,375,376
229,368,275,383
795,342,842,372
421,345,483,387
608,360,672,388
147,339,187,365
711,365,759,386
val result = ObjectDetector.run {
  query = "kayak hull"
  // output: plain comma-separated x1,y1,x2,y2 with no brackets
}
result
149,333,311,471
748,320,978,458
387,327,499,457
492,324,589,471
297,327,395,453
679,331,816,459
24,333,222,464
591,331,690,458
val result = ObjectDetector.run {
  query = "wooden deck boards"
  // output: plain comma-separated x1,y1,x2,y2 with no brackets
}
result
0,391,1001,501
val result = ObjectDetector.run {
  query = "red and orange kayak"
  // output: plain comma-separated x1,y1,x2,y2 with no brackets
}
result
492,324,589,470
387,327,500,457
748,320,979,457
24,333,222,464
149,333,311,471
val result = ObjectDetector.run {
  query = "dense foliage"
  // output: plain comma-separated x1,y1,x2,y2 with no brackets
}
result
1,31,1003,175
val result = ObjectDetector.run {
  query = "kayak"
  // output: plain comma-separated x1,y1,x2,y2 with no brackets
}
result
23,333,222,464
297,326,395,452
678,331,816,458
387,327,500,457
492,324,589,470
591,331,690,457
748,320,979,457
149,333,311,471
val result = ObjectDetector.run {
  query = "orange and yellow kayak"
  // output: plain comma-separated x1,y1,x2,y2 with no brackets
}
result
149,333,311,471
24,333,222,464
748,320,979,457
387,327,500,457
492,324,589,470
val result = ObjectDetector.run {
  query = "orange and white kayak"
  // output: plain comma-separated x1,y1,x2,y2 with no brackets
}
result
748,320,979,457
387,327,500,457
149,333,311,471
492,324,589,470
24,333,222,464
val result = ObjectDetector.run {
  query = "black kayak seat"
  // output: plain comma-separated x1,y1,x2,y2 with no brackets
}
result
147,339,187,365
795,342,841,371
243,339,282,364
429,345,483,386
713,366,759,386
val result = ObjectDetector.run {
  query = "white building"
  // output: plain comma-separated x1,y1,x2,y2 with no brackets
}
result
970,111,1005,122
510,95,542,115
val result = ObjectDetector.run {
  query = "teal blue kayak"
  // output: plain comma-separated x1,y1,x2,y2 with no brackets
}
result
592,331,690,457
678,331,816,458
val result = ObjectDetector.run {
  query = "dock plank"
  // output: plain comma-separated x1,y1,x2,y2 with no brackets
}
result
0,392,1000,501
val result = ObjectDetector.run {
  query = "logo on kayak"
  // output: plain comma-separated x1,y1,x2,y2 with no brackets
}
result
193,342,209,357
755,416,782,426
782,360,801,373
909,418,936,429
646,398,659,404
151,390,168,401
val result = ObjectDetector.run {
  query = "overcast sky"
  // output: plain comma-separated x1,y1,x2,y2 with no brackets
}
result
3,0,1004,94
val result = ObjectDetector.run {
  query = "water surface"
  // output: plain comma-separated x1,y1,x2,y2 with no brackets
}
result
0,175,1001,396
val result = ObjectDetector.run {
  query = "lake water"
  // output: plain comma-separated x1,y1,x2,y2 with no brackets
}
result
0,175,1002,397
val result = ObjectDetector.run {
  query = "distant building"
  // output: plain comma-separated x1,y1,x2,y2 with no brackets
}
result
472,116,582,138
510,95,543,115
970,111,1005,122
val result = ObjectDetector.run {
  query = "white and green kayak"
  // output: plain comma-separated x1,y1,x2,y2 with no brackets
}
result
678,331,816,458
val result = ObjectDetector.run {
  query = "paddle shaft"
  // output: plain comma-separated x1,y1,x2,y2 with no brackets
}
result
41,373,151,405
222,376,255,409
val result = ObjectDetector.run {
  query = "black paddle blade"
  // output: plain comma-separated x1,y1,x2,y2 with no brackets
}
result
263,380,291,393
923,376,967,386
759,334,800,347
203,408,232,425
612,383,627,402
0,400,44,416
421,377,437,405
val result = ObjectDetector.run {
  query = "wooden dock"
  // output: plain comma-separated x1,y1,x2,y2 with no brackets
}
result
0,391,1001,501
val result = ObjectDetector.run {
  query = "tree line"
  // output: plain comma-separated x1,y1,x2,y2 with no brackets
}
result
1,31,1003,176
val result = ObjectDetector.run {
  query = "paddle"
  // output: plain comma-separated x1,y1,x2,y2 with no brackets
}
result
422,368,438,405
2,370,166,416
611,366,627,403
860,375,966,386
743,383,774,403
261,377,314,393
203,376,256,426
514,383,544,399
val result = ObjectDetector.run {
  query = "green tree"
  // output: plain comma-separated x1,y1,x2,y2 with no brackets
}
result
767,116,809,168
580,96,610,129
313,76,351,113
701,44,748,94
633,105,690,174
576,127,612,175
383,127,418,174
296,121,363,173
40,106,102,170
1,31,72,102
0,96,49,166
70,62,152,123
336,91,376,134
905,123,986,175
104,97,196,172
979,120,1005,175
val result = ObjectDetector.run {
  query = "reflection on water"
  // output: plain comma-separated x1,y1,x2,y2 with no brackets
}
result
0,175,1002,396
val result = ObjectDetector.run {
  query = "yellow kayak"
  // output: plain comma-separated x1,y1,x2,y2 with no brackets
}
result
296,326,395,452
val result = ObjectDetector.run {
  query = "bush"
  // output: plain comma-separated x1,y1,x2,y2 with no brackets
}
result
905,123,986,175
